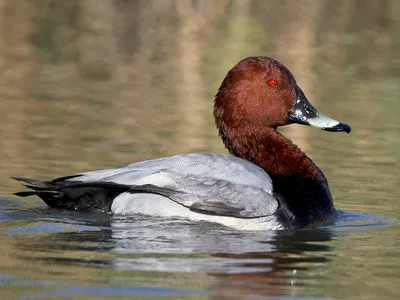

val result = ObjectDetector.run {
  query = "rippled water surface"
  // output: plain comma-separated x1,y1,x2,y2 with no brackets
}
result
0,1,399,299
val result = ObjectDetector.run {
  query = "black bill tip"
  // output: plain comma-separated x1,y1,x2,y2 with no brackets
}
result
323,122,351,133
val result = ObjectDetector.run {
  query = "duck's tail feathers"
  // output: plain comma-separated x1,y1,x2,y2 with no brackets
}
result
11,177,53,191
14,190,59,197
12,176,128,213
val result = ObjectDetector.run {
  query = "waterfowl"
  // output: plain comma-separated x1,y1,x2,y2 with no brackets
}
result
13,57,350,230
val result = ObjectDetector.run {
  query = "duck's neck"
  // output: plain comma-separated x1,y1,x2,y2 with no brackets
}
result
221,126,325,182
220,126,334,227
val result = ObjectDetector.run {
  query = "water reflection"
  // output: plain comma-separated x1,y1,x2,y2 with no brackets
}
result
1,199,396,299
11,214,334,297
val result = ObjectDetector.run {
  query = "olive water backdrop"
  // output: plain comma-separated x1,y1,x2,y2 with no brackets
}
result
0,0,399,299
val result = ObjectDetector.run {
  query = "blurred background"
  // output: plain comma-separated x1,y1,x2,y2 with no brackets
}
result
0,0,398,182
0,0,399,299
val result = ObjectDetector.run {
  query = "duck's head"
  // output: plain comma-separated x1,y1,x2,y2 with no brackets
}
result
214,56,351,134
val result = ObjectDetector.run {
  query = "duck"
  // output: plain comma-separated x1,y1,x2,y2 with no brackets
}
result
13,57,351,230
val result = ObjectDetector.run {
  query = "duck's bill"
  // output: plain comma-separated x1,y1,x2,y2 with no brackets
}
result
287,87,351,133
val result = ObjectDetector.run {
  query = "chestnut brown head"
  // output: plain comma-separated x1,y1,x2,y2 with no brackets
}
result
214,57,351,133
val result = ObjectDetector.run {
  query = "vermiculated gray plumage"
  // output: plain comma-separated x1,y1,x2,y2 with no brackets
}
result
13,153,278,218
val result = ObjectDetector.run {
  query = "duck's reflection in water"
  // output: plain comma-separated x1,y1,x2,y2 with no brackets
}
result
17,215,333,297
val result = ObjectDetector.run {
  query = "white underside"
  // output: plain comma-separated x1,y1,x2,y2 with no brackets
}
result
111,193,283,231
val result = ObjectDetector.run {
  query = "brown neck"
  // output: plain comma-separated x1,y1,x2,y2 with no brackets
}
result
220,126,325,181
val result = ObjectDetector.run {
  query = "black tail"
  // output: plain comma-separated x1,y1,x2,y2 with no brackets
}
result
12,176,130,213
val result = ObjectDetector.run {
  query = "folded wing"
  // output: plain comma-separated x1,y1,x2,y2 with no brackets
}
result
13,153,278,218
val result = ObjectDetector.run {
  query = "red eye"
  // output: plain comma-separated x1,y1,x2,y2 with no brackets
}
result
267,79,278,87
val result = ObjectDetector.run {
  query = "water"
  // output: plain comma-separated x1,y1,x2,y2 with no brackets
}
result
0,1,399,299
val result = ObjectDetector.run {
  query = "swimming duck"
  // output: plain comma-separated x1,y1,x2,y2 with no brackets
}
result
13,57,350,230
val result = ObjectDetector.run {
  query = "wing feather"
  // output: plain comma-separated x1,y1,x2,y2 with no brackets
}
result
49,153,278,218
124,172,278,218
